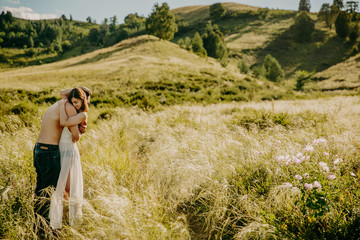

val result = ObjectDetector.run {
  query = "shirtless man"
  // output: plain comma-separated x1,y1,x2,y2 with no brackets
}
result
33,87,92,222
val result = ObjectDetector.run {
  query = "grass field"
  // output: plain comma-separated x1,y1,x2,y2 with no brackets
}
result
1,3,360,238
1,94,360,239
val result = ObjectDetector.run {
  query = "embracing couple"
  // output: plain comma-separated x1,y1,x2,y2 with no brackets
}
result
33,87,92,230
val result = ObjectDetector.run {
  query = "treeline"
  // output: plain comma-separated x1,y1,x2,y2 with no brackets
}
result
0,12,82,51
0,10,146,55
318,0,360,43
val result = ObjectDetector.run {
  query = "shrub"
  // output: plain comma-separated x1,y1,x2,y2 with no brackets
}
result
335,11,351,38
263,54,284,82
191,32,207,56
294,70,313,90
238,60,249,74
293,12,315,42
209,3,227,20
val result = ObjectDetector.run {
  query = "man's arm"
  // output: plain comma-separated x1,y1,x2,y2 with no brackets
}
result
60,88,73,99
64,102,81,142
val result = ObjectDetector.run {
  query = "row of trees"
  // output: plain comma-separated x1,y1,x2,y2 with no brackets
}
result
318,0,360,42
0,11,76,50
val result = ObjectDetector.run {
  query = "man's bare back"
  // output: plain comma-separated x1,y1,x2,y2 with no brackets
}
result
37,102,63,145
37,101,81,145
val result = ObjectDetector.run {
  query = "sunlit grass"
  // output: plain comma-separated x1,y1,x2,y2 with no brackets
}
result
1,96,360,239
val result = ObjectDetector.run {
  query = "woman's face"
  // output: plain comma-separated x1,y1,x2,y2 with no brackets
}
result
71,97,83,111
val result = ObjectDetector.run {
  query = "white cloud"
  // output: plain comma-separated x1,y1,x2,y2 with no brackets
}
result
2,6,57,20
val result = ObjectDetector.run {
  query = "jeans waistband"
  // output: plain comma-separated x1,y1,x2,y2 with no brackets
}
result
35,142,59,150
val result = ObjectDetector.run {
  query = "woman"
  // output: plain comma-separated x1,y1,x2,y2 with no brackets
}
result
49,88,88,229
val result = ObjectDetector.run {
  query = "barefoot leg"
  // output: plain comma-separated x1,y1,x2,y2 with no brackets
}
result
64,171,70,200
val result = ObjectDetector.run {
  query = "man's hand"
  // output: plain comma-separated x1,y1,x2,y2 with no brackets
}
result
78,120,87,134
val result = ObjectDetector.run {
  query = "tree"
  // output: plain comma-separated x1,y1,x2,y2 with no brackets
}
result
110,15,117,32
124,13,145,30
346,1,359,12
28,36,34,48
349,22,360,42
191,32,207,56
298,0,311,12
263,54,284,82
333,0,344,9
70,14,73,21
293,12,315,42
86,16,92,23
202,21,228,61
319,4,332,28
209,3,227,20
145,3,178,40
335,11,351,38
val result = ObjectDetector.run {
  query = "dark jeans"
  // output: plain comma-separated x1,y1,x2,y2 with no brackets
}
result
33,142,61,221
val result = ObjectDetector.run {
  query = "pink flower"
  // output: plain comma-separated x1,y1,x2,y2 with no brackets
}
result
304,145,314,152
350,172,357,177
327,174,336,180
313,181,322,189
303,172,310,179
304,183,314,190
323,152,329,156
334,158,343,165
319,162,330,172
283,182,293,188
294,175,303,181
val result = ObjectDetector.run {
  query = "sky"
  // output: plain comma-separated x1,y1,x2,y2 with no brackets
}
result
0,0,333,23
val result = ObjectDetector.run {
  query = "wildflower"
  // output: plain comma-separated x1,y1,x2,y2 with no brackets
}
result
313,181,322,189
294,175,302,181
319,161,327,167
334,158,343,165
327,174,336,180
304,145,314,152
323,152,329,156
277,155,291,165
303,172,310,179
304,183,314,190
313,138,327,145
319,162,330,172
350,172,357,177
283,182,293,188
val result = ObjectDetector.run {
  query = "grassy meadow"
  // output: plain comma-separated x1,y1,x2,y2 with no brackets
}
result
1,3,360,239
1,91,360,239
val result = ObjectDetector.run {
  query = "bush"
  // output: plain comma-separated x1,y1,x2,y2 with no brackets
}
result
238,60,249,74
210,3,226,20
335,11,351,38
263,54,284,82
191,32,207,56
294,70,313,90
293,12,315,42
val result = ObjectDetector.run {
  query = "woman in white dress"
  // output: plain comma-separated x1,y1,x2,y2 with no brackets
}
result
49,88,88,229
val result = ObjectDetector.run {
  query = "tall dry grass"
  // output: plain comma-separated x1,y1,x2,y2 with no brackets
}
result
1,96,360,239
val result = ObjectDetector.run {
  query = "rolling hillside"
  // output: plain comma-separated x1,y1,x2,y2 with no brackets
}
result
1,2,359,96
1,35,287,108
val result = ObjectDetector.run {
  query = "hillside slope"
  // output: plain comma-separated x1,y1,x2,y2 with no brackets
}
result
1,35,283,107
311,52,360,92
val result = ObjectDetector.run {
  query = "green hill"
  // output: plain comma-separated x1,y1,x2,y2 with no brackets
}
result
1,2,360,96
1,35,288,109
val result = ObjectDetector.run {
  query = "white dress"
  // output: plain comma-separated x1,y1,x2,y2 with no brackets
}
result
49,127,83,229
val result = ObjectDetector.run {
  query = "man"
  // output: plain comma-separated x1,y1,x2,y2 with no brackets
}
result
33,86,92,223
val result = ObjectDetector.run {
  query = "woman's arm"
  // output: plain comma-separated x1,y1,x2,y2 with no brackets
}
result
59,100,87,127
63,102,82,142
